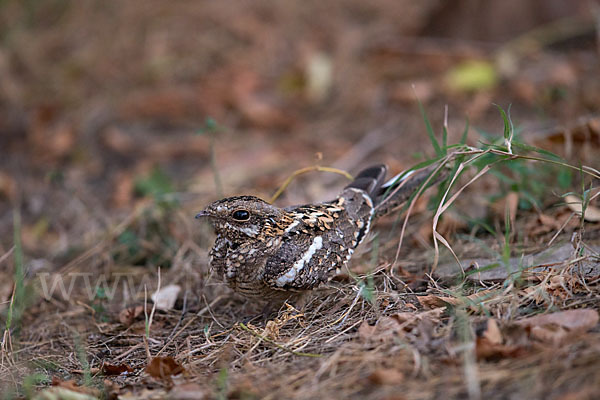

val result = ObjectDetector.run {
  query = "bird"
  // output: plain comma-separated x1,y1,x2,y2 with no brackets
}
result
195,164,442,301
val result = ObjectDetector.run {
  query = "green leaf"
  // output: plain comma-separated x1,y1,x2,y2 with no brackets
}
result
494,104,513,141
445,60,498,92
510,140,563,160
557,167,573,189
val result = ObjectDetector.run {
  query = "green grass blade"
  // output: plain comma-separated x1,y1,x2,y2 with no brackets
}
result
460,117,470,145
415,95,442,156
494,103,513,141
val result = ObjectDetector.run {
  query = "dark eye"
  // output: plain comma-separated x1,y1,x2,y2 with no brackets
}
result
232,209,250,221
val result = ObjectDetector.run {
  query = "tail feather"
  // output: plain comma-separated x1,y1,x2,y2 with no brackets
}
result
348,163,446,219
344,164,387,199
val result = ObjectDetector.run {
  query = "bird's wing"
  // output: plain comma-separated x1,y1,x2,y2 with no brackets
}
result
263,190,374,290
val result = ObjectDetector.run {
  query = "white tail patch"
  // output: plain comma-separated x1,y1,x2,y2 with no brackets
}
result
382,169,414,188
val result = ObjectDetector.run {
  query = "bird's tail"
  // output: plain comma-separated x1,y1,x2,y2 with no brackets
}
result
345,163,446,219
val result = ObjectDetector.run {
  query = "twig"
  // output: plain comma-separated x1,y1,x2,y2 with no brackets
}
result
156,295,224,356
166,289,189,341
269,166,353,204
0,246,14,266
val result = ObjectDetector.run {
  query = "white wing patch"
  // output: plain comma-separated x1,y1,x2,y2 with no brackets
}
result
275,236,323,287
284,219,300,233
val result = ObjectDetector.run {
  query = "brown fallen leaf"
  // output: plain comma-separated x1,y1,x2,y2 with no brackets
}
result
516,309,599,345
145,356,185,380
517,309,599,331
545,274,590,301
358,321,377,341
169,382,209,400
358,310,443,343
475,337,526,361
417,290,494,309
490,192,519,224
28,105,76,164
0,170,16,202
118,305,144,326
565,194,600,222
102,362,134,376
482,318,502,345
263,320,281,340
475,318,526,361
33,387,99,400
103,379,120,399
367,368,404,385
51,376,101,397
112,171,134,208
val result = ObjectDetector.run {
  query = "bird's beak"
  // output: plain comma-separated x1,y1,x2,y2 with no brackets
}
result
195,211,210,219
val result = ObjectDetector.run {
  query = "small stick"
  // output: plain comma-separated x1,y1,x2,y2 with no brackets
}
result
269,166,353,203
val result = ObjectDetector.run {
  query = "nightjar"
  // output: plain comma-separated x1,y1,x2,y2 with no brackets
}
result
196,164,441,300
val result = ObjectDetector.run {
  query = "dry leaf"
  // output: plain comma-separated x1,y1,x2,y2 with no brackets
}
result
0,170,16,202
145,356,185,380
169,383,209,400
475,318,526,360
482,319,502,345
263,320,280,340
358,317,404,343
517,309,599,344
545,275,589,300
418,291,493,309
529,213,564,236
506,192,519,224
50,376,101,397
517,309,599,331
565,195,600,222
417,295,452,309
118,305,144,326
475,337,525,361
359,310,443,343
367,368,404,385
28,105,76,163
112,171,134,208
32,387,99,400
102,362,133,376
358,321,377,341
151,284,181,311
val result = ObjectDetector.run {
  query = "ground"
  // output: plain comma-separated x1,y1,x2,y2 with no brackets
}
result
0,1,600,399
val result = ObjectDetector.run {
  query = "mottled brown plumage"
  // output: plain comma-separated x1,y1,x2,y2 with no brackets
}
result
196,164,441,301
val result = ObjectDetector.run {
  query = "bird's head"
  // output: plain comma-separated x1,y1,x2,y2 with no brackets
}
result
196,195,290,241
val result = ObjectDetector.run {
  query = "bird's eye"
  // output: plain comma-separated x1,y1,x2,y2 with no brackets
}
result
231,209,250,221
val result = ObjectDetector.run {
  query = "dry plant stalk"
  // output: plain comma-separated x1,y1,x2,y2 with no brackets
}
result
269,165,353,203
411,146,600,275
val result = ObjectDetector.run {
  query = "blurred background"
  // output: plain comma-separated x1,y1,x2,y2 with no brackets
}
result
0,0,599,277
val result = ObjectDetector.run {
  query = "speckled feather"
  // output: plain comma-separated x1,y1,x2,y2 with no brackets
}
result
197,164,440,300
